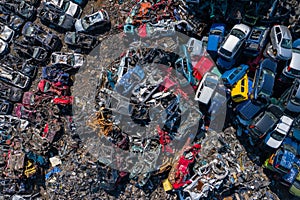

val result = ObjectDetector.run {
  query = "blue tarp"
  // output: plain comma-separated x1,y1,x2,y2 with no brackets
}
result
45,167,62,180
282,167,299,184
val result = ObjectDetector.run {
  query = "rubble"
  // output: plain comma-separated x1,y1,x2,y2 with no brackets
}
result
0,0,300,199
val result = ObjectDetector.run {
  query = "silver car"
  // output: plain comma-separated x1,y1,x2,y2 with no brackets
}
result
268,25,292,60
195,72,219,105
283,39,300,79
286,79,300,113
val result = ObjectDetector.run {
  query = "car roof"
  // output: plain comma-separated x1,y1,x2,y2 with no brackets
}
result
223,35,240,52
260,73,274,93
275,25,292,39
197,87,214,104
237,100,262,120
255,112,277,134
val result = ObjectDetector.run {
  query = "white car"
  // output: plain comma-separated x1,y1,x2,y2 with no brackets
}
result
75,10,109,33
195,72,219,105
267,25,292,61
186,37,204,61
283,39,300,79
218,24,251,60
44,0,82,18
264,115,293,149
0,22,14,42
51,52,84,68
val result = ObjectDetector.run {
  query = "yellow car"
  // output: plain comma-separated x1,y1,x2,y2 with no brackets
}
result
231,74,249,103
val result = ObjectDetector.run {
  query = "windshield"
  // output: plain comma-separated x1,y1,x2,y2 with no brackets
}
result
62,1,70,12
210,29,222,35
67,54,75,66
293,180,300,189
219,47,232,57
231,29,245,39
271,131,285,141
33,48,40,58
205,75,218,88
58,15,65,26
281,38,292,49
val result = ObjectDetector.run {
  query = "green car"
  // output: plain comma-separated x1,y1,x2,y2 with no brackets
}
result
290,174,300,197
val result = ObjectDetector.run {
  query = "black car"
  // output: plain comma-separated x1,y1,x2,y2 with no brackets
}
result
38,3,75,32
64,31,98,50
22,22,62,51
13,41,48,62
251,58,277,101
0,0,36,21
247,104,283,142
243,26,269,57
234,99,266,127
0,98,13,114
0,5,25,32
0,81,23,102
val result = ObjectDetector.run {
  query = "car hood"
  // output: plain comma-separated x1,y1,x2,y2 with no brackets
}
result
75,19,84,32
0,26,14,42
278,47,292,60
207,35,220,51
195,87,214,104
266,137,283,149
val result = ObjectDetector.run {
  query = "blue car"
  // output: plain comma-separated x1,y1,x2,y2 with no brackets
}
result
235,99,265,127
251,58,277,100
207,23,225,58
221,64,249,87
175,45,196,86
115,65,145,95
244,26,269,57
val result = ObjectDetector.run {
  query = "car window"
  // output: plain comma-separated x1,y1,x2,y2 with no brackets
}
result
231,29,245,40
210,29,222,35
293,180,300,189
277,33,282,42
229,73,235,80
290,68,300,75
219,47,232,57
241,86,244,92
281,38,292,49
271,131,285,141
250,29,262,40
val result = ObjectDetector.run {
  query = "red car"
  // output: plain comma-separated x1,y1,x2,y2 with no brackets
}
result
193,56,215,82
38,79,69,96
172,143,201,189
